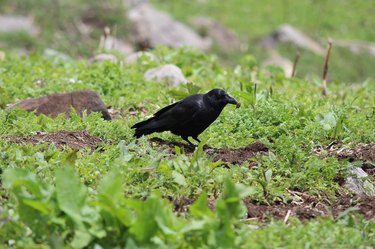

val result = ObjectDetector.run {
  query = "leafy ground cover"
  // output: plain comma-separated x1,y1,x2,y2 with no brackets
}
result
0,47,374,248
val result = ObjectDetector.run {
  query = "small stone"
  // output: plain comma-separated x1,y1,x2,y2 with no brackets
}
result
43,48,71,61
124,51,159,65
262,51,293,77
144,64,188,86
345,167,375,197
89,54,118,63
0,51,5,61
0,14,39,36
100,36,134,55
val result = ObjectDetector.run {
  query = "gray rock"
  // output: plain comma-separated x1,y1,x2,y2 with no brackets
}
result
89,53,118,63
126,2,211,50
334,40,375,56
124,51,159,65
43,49,71,61
261,24,324,55
262,50,293,77
344,167,375,197
100,35,134,55
144,64,188,86
0,51,5,61
8,90,111,120
190,16,241,52
123,0,146,8
0,14,39,36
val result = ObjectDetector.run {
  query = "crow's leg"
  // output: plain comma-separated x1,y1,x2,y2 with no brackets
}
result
192,136,201,143
181,136,195,146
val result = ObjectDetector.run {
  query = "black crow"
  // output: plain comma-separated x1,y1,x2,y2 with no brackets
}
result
131,89,240,145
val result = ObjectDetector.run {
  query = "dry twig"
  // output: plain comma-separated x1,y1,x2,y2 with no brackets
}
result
322,40,333,96
291,51,301,77
283,210,292,224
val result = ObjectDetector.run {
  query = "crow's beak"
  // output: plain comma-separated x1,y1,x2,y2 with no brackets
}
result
227,95,241,108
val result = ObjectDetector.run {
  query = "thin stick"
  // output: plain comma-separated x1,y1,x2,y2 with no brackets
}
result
322,40,333,96
283,209,292,224
291,51,301,77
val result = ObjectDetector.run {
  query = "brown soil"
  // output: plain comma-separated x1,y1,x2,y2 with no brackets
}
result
313,141,375,162
244,192,375,221
3,130,103,151
150,138,268,166
314,142,375,180
363,164,375,182
173,191,375,221
170,140,375,221
331,142,375,162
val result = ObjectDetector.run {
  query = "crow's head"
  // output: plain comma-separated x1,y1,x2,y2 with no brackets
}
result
205,89,240,108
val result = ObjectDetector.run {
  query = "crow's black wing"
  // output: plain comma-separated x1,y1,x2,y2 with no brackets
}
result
154,94,203,127
153,101,179,117
131,94,204,133
131,102,179,129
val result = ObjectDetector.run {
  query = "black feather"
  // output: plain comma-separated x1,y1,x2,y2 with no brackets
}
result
131,89,240,144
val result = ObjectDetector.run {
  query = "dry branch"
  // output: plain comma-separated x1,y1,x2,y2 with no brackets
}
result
322,40,333,96
283,210,292,224
291,51,301,77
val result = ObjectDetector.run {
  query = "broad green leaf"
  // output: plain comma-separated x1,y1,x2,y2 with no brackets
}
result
186,82,201,95
190,193,214,218
181,220,208,233
3,168,56,236
127,195,178,243
216,178,252,221
71,229,92,249
55,167,87,225
118,140,133,163
172,171,187,186
155,216,177,235
265,169,273,185
125,238,139,249
3,168,44,198
97,169,132,227
98,169,123,202
22,199,52,214
215,223,236,248
127,199,159,242
316,112,337,130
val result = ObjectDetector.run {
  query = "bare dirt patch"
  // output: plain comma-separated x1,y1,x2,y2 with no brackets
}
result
314,141,375,162
4,130,103,151
172,192,375,221
314,142,375,180
329,142,375,162
244,192,375,221
150,138,268,166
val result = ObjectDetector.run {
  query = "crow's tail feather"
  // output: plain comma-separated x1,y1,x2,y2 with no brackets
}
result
132,118,160,138
131,119,152,129
134,128,155,138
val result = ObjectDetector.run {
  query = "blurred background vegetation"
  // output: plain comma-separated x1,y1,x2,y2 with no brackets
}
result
1,0,375,82
0,0,129,56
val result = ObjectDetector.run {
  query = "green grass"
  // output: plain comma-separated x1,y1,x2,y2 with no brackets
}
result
0,47,374,248
152,0,375,41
